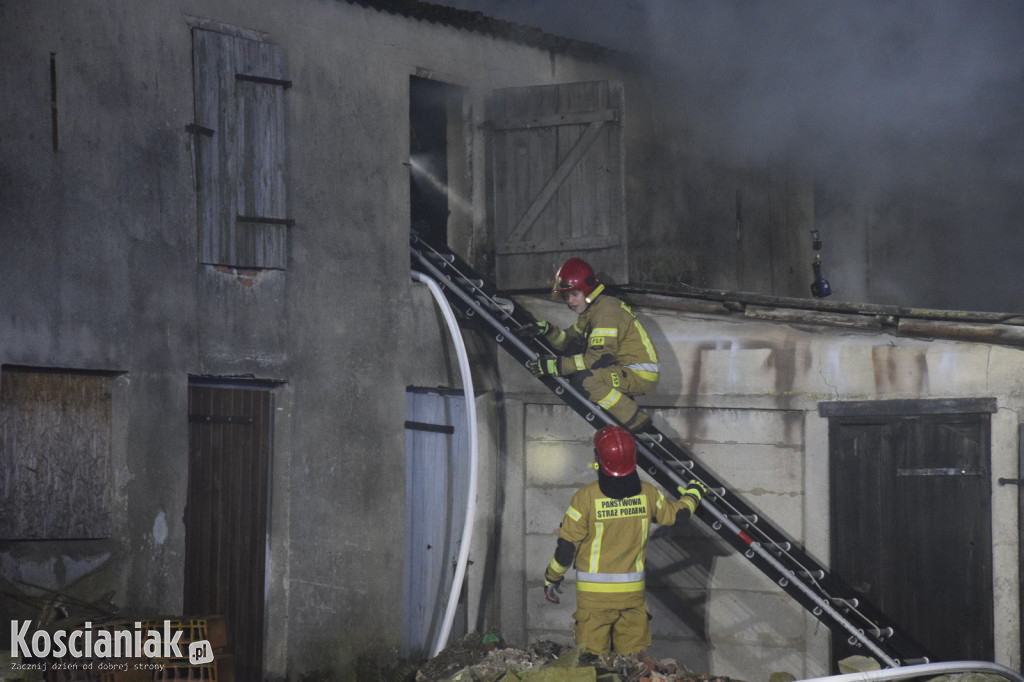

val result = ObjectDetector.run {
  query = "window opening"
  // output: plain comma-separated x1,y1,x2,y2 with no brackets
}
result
409,76,454,244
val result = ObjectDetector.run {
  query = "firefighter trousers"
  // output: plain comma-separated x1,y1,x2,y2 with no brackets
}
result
573,603,651,655
571,366,657,429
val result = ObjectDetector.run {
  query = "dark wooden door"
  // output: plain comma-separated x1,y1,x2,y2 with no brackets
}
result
186,383,272,680
829,411,993,664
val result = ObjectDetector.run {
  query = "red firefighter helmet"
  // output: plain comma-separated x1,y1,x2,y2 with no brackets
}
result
552,258,602,299
594,425,637,477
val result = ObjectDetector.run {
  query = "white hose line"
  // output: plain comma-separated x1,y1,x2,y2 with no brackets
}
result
799,660,1024,682
412,271,479,658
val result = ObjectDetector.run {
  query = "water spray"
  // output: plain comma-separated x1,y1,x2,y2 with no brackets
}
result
408,155,472,217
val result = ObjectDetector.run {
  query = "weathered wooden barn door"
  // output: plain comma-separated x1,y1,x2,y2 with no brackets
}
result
186,382,273,680
825,400,994,664
487,81,626,290
402,389,470,657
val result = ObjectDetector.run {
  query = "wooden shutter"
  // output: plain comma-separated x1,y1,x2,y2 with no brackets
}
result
193,29,291,269
488,81,626,289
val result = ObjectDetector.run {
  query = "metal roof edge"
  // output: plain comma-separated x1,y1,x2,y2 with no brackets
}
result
341,0,619,60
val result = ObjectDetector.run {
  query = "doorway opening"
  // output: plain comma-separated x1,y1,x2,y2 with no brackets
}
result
409,75,467,247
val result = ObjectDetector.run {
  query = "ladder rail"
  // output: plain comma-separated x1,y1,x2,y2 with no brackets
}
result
637,430,891,636
410,234,934,666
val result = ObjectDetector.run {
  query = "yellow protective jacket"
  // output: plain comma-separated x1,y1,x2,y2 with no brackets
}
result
543,293,659,382
545,480,699,609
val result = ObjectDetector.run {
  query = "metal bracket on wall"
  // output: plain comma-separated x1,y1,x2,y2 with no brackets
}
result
188,414,253,425
997,477,1024,486
185,123,215,137
235,73,292,89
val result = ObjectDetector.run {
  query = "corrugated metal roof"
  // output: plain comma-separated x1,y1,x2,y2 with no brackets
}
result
342,0,616,59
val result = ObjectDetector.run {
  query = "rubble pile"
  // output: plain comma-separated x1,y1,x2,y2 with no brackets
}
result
413,634,738,682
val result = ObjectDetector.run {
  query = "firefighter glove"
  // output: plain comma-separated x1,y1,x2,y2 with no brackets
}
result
544,578,564,604
516,320,550,339
678,479,707,502
528,357,560,377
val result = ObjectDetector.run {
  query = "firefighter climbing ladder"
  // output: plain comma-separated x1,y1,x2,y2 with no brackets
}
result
411,232,933,668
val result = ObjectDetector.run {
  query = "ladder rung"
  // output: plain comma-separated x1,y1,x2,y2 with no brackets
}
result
864,627,894,638
798,569,825,580
490,297,515,314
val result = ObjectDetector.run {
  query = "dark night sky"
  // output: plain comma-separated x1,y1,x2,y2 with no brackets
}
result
435,0,1024,312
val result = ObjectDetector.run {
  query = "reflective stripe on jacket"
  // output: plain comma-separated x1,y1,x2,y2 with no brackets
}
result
545,481,691,598
543,294,659,380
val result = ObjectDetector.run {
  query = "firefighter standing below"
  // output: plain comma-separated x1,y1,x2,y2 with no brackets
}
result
519,257,660,433
543,425,706,656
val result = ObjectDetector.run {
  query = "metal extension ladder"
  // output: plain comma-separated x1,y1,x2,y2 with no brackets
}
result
411,232,933,668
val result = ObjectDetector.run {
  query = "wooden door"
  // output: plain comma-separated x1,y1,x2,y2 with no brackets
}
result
487,80,626,289
186,383,273,680
829,407,993,664
402,389,470,657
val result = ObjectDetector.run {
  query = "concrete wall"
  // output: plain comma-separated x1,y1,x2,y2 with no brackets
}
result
504,294,1022,680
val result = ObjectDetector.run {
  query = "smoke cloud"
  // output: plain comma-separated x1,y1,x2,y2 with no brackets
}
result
436,0,1024,311
642,1,1024,191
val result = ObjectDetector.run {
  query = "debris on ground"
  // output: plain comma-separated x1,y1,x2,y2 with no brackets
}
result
412,633,741,682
